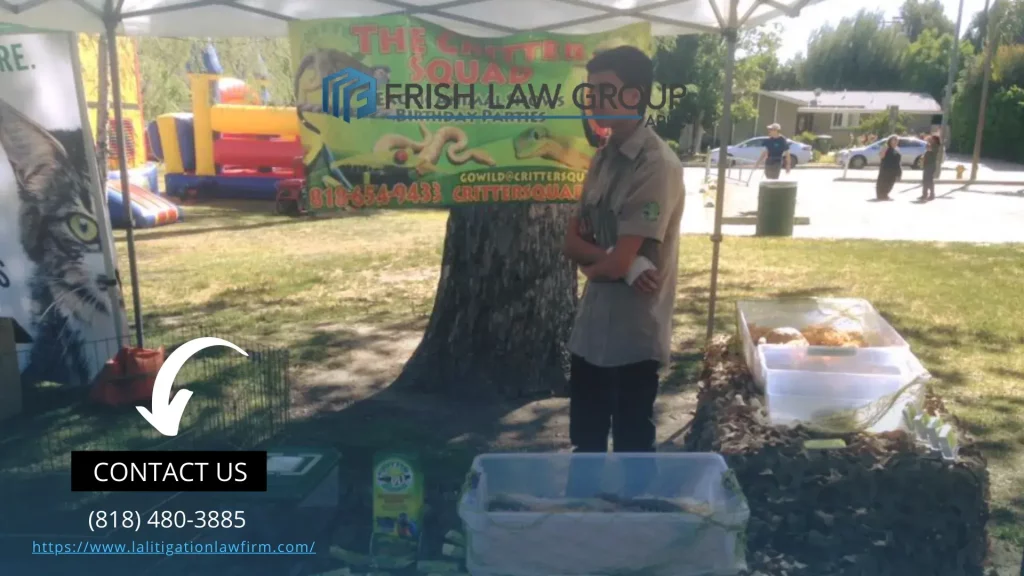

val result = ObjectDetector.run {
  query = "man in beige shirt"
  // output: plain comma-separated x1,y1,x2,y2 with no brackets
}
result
563,46,686,457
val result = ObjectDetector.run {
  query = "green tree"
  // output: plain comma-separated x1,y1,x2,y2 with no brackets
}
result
137,37,292,121
900,0,955,41
965,0,1024,52
802,10,910,90
982,84,1024,160
652,34,725,147
951,42,1024,158
903,29,974,100
763,56,804,90
732,25,783,123
856,110,915,136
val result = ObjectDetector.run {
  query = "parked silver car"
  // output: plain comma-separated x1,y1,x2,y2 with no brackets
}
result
837,136,929,169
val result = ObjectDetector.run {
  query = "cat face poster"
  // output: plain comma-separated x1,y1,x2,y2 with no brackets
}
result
0,31,126,388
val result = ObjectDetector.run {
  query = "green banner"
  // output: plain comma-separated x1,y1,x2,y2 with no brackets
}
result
288,17,651,212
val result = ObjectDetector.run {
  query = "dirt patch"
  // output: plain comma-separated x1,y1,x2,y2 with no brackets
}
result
689,336,991,576
288,323,696,452
270,323,700,569
988,539,1023,576
371,268,439,285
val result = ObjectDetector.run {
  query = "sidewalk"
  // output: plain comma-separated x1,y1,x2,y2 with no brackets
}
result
681,174,1024,244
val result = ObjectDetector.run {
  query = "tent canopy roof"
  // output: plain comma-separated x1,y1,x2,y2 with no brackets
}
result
0,0,817,37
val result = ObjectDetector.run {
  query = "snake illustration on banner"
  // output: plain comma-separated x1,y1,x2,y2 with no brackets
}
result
288,16,653,212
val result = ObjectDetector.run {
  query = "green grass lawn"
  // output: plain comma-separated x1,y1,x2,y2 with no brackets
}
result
111,200,1024,547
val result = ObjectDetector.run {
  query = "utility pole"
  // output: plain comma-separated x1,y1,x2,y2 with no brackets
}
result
971,0,996,181
939,0,966,146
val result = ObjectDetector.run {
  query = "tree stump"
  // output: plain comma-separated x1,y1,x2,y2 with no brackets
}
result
397,203,578,400
686,337,990,576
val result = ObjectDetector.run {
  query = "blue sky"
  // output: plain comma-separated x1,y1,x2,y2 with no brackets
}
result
775,0,989,61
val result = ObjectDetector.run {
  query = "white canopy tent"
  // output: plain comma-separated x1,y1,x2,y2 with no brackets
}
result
1,0,821,346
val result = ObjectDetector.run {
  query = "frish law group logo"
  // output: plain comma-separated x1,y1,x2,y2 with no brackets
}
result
322,67,378,122
375,457,414,493
321,66,687,124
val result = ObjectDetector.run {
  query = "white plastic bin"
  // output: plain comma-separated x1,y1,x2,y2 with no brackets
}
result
458,452,749,576
736,298,911,390
760,346,929,432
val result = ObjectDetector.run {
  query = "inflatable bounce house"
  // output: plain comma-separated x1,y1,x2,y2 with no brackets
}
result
151,44,302,200
78,34,182,228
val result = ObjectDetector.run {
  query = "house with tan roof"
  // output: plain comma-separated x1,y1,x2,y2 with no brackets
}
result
736,90,943,143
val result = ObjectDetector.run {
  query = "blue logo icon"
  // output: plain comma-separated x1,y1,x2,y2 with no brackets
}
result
322,67,377,122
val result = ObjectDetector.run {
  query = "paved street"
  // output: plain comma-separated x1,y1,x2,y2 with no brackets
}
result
682,159,1024,243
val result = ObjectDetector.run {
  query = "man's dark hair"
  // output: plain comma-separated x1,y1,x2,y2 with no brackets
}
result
586,46,654,116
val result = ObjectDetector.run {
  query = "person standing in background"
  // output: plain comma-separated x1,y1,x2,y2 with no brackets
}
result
876,136,902,201
920,135,939,201
755,123,790,180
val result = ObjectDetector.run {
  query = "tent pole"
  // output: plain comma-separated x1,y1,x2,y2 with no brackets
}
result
105,16,145,348
68,32,125,354
706,26,739,343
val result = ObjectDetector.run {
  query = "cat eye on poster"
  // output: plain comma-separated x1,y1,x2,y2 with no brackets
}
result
67,213,101,244
0,31,127,389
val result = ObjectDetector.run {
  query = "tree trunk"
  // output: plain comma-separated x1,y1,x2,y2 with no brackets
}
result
692,111,705,153
95,34,110,183
679,124,693,155
397,203,578,400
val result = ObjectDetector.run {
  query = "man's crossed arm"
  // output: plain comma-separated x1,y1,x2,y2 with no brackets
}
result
563,154,678,293
563,222,656,292
563,213,607,266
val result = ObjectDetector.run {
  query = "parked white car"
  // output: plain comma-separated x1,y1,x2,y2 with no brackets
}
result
709,137,813,167
837,136,929,169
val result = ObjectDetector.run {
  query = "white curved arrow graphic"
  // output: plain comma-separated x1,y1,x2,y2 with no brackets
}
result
137,337,248,436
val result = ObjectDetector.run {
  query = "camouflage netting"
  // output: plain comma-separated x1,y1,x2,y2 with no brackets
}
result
684,336,990,576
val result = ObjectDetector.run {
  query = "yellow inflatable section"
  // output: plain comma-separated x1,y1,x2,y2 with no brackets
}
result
78,34,146,170
210,105,300,137
185,73,301,176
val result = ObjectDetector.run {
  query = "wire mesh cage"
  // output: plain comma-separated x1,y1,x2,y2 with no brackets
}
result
0,324,291,523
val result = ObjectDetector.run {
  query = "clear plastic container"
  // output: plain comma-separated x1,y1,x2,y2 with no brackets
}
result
458,453,749,576
736,298,911,390
759,346,928,432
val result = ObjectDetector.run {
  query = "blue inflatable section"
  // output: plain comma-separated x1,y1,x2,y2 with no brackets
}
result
173,113,197,172
108,163,159,192
106,184,183,229
165,173,279,200
146,120,163,161
105,165,182,229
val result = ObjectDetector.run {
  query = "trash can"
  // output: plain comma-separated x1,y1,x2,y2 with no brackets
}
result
756,181,797,237
813,135,833,153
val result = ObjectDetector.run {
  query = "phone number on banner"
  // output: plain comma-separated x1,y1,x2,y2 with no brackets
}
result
308,182,583,210
308,182,441,210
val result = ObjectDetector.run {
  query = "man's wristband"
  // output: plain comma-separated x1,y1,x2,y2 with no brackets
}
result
606,247,656,285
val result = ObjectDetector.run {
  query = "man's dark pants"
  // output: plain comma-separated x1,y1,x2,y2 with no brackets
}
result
764,161,782,180
567,354,659,497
